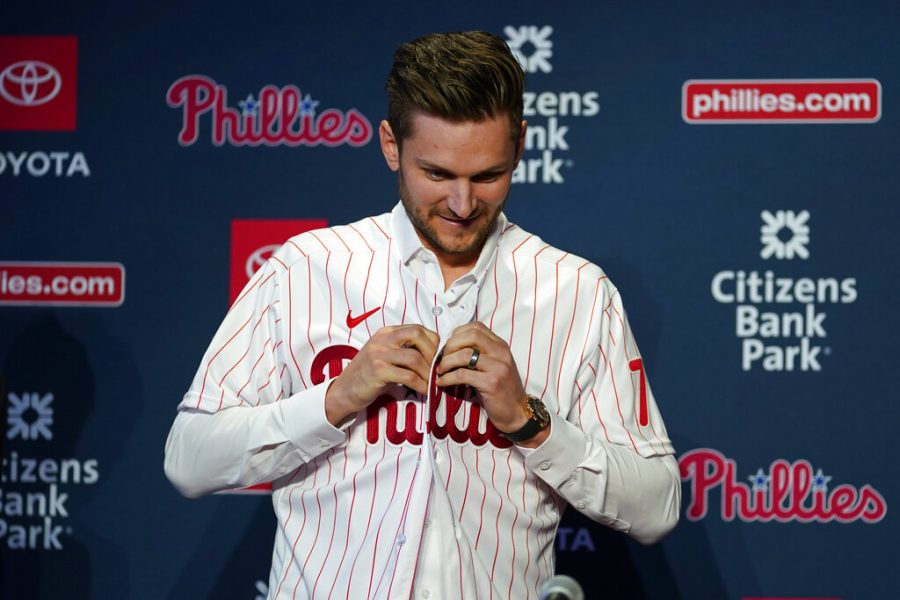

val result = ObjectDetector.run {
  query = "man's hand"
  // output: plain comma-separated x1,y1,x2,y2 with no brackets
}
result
324,324,440,426
435,322,533,435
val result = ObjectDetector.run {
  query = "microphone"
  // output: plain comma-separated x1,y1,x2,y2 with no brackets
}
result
539,574,584,600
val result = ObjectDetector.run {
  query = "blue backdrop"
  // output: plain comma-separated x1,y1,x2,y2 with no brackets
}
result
2,1,897,598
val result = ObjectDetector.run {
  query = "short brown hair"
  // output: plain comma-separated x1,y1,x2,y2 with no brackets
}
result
385,31,525,146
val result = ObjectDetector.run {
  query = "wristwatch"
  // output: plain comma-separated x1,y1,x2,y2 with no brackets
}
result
502,394,551,443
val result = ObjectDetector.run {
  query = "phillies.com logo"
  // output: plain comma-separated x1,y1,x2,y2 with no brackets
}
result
680,448,886,523
166,75,373,147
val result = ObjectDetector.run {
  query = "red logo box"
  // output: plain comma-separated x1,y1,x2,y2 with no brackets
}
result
0,36,78,131
683,79,881,124
230,218,328,304
0,262,125,307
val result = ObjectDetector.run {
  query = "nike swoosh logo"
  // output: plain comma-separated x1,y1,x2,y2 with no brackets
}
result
346,306,381,329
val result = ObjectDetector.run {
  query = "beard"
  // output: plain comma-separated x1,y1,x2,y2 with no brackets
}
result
398,171,506,260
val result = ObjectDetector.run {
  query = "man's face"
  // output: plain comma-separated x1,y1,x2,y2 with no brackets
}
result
380,112,525,269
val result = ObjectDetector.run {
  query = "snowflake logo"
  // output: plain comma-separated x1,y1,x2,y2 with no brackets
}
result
748,468,770,492
7,392,54,441
760,209,810,260
504,25,553,74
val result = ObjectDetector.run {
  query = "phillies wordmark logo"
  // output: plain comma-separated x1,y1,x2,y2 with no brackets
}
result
167,75,373,147
312,344,512,449
679,448,886,523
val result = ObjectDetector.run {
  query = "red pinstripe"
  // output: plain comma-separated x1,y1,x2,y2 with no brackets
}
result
507,234,534,346
271,255,288,270
348,223,373,252
368,216,389,239
488,448,502,600
324,252,334,344
473,449,487,549
413,279,421,327
234,338,272,403
342,253,354,345
520,463,535,600
361,447,403,599
277,363,289,400
274,457,319,599
383,451,428,598
311,455,341,597
216,307,272,409
306,263,316,356
555,262,590,407
381,239,392,328
232,269,276,310
287,268,310,390
457,422,472,521
488,247,501,330
362,251,376,339
399,259,408,324
524,245,550,387
330,227,353,253
539,254,567,404
505,451,520,600
195,311,254,409
294,453,332,600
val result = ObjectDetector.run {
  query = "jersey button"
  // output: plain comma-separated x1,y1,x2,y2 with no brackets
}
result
422,589,431,599
432,306,443,316
539,461,552,471
575,501,586,510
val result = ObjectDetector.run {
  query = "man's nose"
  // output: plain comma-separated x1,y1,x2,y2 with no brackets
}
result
447,180,476,218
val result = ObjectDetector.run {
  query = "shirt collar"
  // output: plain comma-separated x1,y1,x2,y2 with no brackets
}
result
390,200,507,285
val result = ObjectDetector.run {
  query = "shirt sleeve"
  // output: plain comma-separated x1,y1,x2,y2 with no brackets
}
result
518,289,680,544
163,258,350,498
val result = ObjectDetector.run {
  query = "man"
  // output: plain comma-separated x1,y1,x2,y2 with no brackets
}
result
165,31,679,599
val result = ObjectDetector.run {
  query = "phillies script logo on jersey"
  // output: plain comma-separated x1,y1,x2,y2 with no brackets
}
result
312,345,513,448
0,36,78,131
679,448,886,524
167,75,373,147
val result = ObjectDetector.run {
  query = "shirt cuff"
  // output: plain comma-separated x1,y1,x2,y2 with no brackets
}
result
518,412,590,488
277,381,354,461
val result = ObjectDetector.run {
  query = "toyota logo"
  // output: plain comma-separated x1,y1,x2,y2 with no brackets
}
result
245,244,280,279
0,60,62,106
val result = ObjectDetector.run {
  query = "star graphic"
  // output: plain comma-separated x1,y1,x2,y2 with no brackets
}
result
239,94,259,117
812,468,832,491
299,93,319,116
748,468,769,492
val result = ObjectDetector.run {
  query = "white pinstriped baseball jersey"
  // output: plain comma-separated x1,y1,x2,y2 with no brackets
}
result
165,202,679,600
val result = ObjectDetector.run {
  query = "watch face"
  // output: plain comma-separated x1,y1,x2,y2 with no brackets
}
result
527,396,551,426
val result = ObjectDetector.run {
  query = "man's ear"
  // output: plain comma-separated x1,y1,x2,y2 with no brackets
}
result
514,120,527,166
379,120,400,171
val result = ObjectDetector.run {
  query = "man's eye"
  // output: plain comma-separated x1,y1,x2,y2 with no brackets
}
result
426,170,447,180
473,173,500,183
